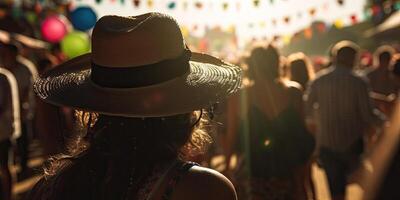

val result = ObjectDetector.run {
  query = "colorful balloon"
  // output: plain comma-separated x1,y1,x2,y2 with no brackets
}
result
61,31,91,59
70,6,97,31
41,15,68,43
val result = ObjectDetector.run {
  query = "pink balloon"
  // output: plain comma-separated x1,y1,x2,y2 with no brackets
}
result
41,15,68,43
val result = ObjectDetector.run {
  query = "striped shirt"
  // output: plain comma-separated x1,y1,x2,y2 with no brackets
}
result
304,65,385,152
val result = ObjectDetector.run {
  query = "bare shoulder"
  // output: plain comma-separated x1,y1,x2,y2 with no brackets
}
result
172,166,237,200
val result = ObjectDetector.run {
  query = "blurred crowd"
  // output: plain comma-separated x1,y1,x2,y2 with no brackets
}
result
0,1,400,200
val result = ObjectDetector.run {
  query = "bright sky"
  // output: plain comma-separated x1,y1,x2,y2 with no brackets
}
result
73,0,367,43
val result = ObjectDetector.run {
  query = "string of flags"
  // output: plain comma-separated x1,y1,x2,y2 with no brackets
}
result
83,0,377,28
67,0,399,46
89,0,345,9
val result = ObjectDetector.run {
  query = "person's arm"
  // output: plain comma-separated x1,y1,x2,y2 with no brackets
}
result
303,81,317,134
286,82,304,116
358,80,386,126
223,94,240,175
173,166,237,200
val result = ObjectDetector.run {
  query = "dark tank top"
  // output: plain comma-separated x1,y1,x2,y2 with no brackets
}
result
240,104,315,179
26,159,197,200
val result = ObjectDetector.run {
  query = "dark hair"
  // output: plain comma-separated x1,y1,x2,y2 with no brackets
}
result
288,53,314,89
41,110,211,199
0,42,19,54
247,45,280,81
392,56,400,77
374,45,395,66
332,40,359,67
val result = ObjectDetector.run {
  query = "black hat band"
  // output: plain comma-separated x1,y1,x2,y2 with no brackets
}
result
91,49,192,88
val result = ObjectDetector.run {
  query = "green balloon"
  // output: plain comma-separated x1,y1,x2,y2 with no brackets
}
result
61,31,91,59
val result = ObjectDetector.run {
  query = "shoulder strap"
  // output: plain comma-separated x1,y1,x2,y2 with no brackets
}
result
145,160,180,200
161,162,198,200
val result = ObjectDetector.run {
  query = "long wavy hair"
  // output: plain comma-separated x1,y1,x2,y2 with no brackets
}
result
38,110,212,200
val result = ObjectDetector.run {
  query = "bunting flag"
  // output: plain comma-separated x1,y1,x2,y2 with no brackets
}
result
183,0,188,10
283,34,291,44
248,23,254,28
371,5,381,15
334,19,344,29
168,1,176,9
227,25,235,33
322,2,329,11
147,0,153,8
133,0,140,7
236,2,241,11
283,16,290,24
309,8,316,17
316,23,327,33
350,14,358,24
72,0,367,47
364,8,373,19
304,27,312,39
253,0,260,7
297,12,302,18
259,21,266,28
223,2,228,10
272,19,277,26
195,1,203,9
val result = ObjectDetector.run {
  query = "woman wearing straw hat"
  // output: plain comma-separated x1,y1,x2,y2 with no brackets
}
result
27,13,241,200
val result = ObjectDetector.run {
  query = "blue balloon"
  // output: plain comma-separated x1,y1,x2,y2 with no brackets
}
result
70,6,97,31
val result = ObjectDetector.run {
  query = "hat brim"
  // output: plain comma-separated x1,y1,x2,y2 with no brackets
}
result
35,52,242,117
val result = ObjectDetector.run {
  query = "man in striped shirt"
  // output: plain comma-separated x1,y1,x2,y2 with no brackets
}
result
304,41,385,200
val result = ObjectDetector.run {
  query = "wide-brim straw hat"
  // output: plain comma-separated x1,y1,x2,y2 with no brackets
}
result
35,12,242,117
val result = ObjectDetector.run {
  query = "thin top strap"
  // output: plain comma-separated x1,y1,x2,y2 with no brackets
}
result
145,160,180,200
161,161,199,200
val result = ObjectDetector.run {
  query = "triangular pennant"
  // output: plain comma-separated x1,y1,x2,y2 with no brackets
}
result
284,16,290,24
223,2,229,10
253,0,260,7
133,0,140,7
183,1,188,10
195,1,203,9
350,14,358,24
316,23,326,33
147,0,153,8
309,8,316,16
272,19,277,26
168,1,176,9
304,28,312,39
